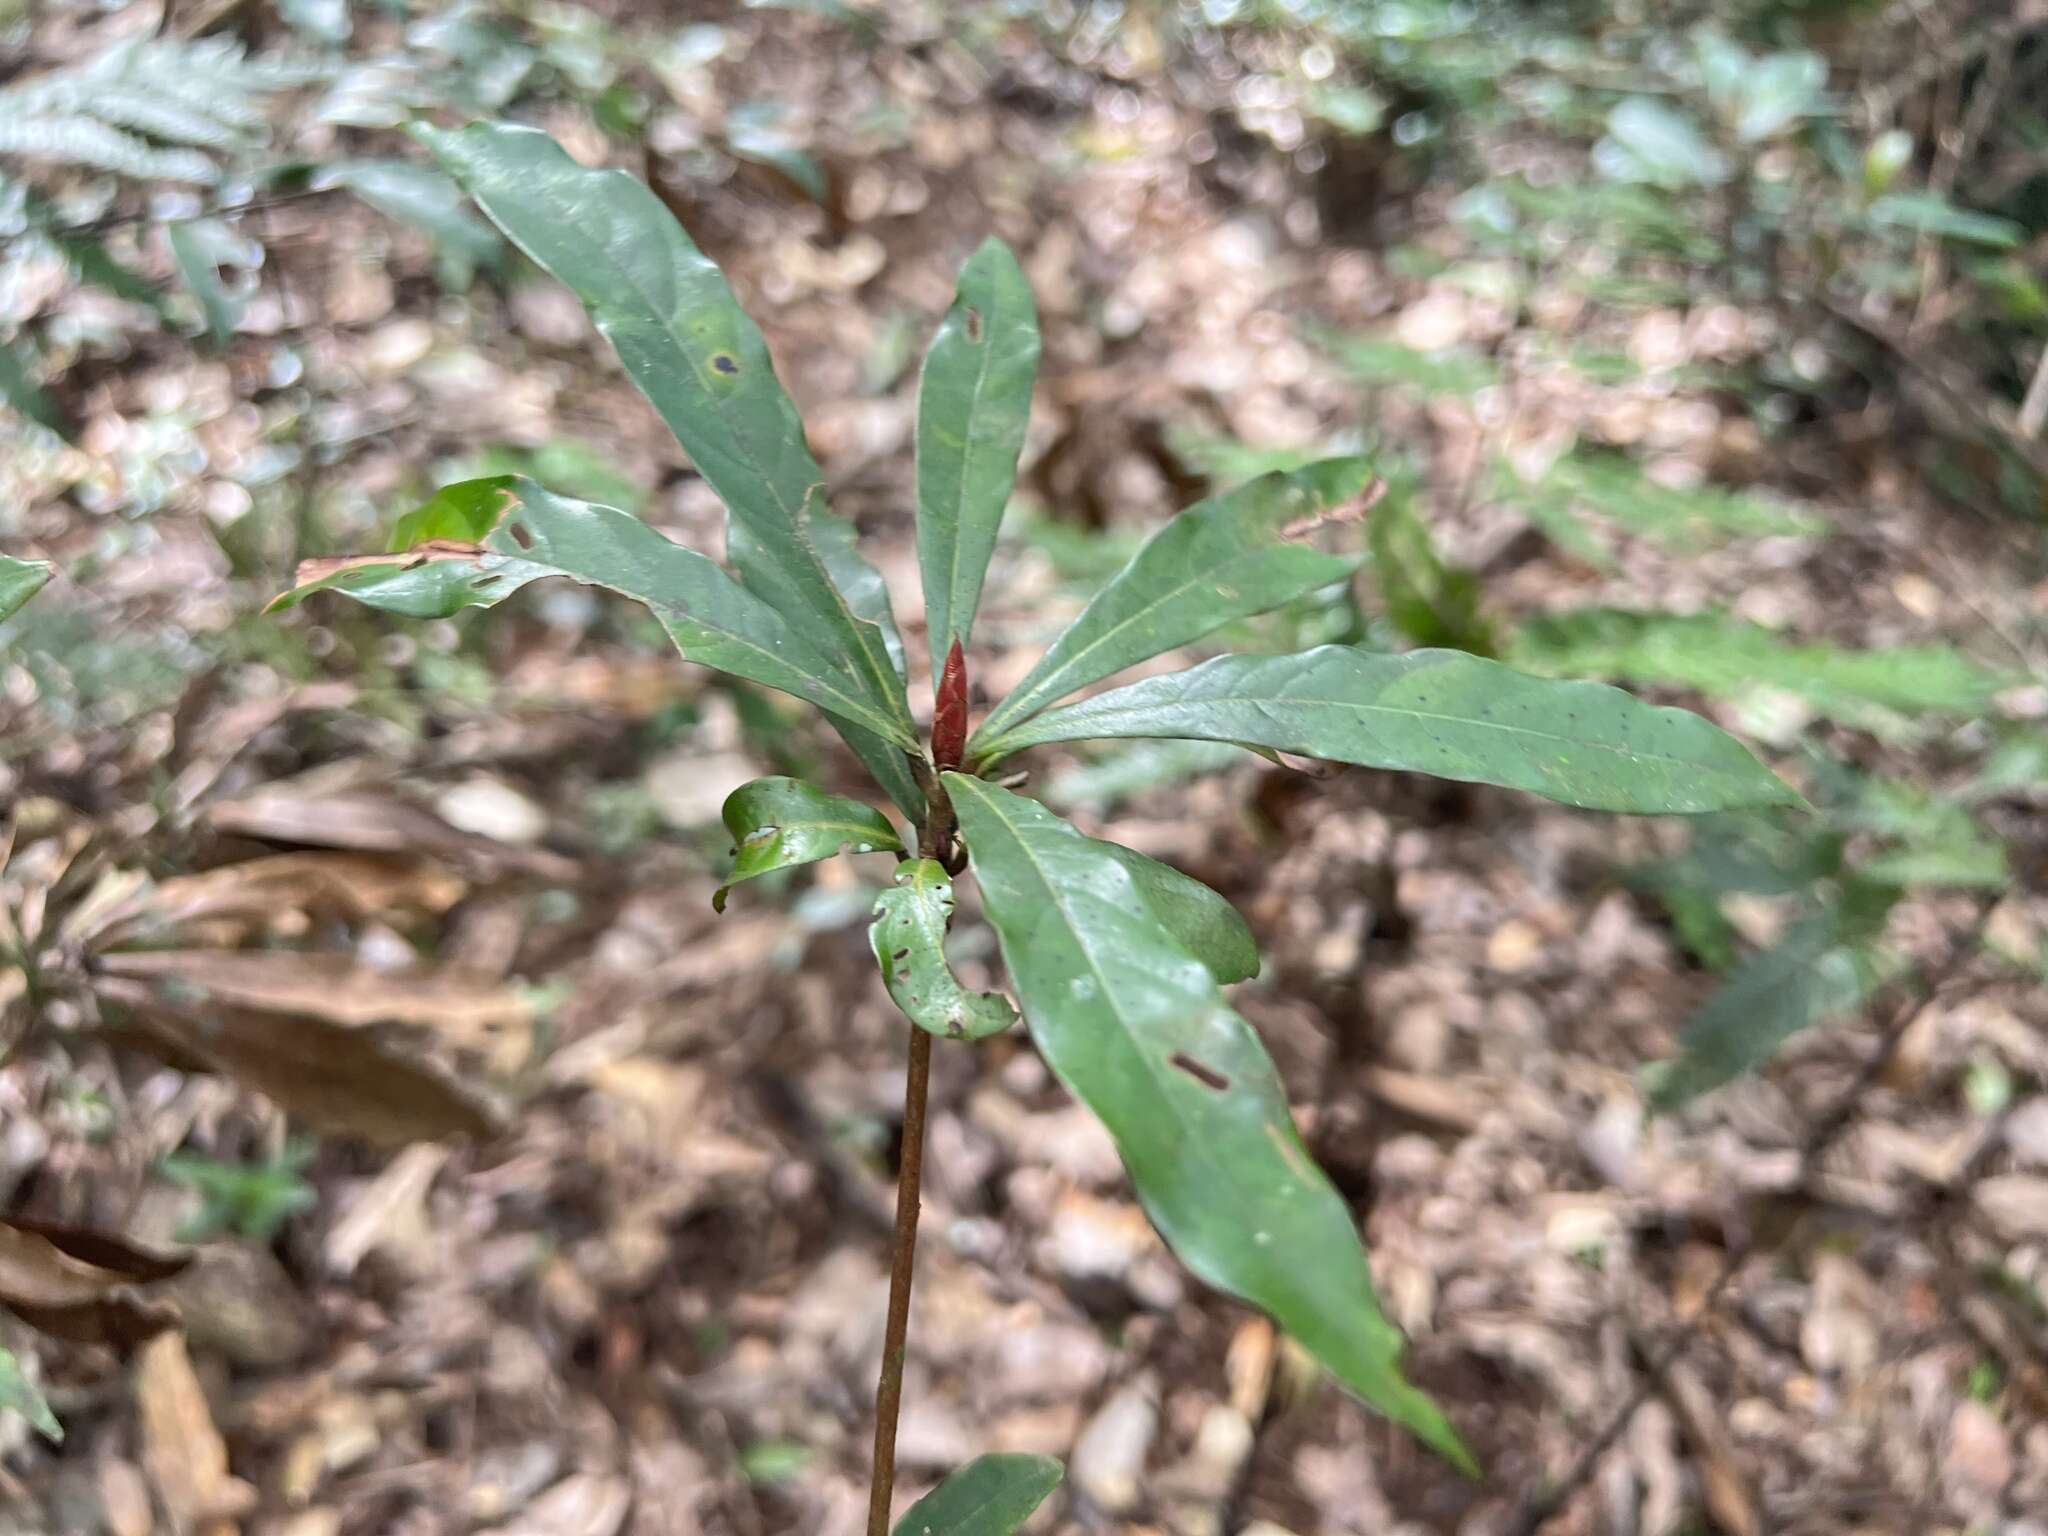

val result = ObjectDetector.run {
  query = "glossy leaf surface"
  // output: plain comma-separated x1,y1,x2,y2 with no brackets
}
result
970,458,1372,750
981,645,1800,815
871,859,1019,1039
916,236,1039,674
947,776,1471,1470
1104,843,1258,985
418,121,911,732
272,477,919,750
892,1453,1063,1536
716,776,903,912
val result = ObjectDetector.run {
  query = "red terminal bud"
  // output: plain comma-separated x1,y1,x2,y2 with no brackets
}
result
933,636,969,772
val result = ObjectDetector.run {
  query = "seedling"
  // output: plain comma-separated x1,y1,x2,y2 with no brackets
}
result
275,122,1797,1531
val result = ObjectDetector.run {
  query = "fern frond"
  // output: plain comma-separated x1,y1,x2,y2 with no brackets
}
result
0,117,220,184
0,36,323,184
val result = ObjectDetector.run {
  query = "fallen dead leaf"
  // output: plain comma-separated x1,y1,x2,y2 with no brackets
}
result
324,1143,449,1278
96,982,507,1148
96,949,529,1042
135,1331,256,1532
0,1217,190,1349
204,789,576,881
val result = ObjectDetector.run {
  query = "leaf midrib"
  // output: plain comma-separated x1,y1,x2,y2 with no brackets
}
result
949,777,1368,1347
468,143,907,727
976,536,1338,746
927,293,1005,667
999,676,1748,782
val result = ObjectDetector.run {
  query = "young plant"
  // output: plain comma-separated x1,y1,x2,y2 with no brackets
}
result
274,121,1799,1531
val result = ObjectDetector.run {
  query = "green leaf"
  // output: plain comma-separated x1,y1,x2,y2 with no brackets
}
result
1504,450,1824,553
724,101,827,203
1863,130,1913,197
1643,884,1895,1108
1369,488,1495,654
0,338,71,437
716,775,903,912
946,776,1473,1472
1325,335,1498,398
417,122,912,736
1,556,53,623
1597,98,1729,187
1104,844,1258,985
315,160,504,283
272,477,919,748
916,237,1040,675
972,459,1371,749
167,218,245,347
892,1453,1063,1536
871,859,1020,1039
979,646,1800,815
0,1346,61,1444
1731,51,1826,142
1867,193,2022,249
1508,608,2014,733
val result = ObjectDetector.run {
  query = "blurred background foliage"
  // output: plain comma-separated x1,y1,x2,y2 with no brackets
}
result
1,0,2046,1516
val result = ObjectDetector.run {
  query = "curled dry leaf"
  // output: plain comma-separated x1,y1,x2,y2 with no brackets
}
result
204,788,577,881
92,853,467,947
0,1216,190,1349
96,981,507,1148
95,950,529,1041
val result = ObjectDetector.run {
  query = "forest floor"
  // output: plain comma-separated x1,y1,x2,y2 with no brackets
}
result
3,5,2047,1536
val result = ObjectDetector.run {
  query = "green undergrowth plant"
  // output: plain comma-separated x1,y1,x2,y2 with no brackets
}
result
273,120,1800,1530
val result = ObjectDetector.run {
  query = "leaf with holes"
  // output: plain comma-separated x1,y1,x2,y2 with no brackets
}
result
871,859,1019,1039
892,1453,1063,1536
916,237,1040,675
970,458,1373,750
416,121,913,747
271,477,920,749
946,776,1472,1471
978,645,1800,815
1,556,53,624
717,776,904,913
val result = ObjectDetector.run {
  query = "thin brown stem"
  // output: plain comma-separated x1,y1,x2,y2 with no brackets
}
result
866,1022,933,1536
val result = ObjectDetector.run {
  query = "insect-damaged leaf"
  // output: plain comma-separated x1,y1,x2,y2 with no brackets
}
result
0,555,53,624
416,122,912,738
916,237,1040,676
871,859,1019,1040
970,458,1372,751
979,645,1802,816
716,776,904,912
0,1216,190,1350
271,477,919,750
892,1452,1063,1536
945,776,1472,1471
